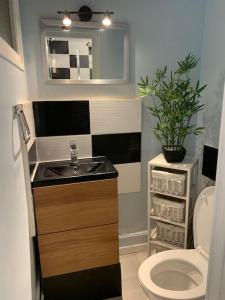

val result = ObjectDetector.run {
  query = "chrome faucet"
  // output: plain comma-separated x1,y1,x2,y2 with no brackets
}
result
70,141,79,167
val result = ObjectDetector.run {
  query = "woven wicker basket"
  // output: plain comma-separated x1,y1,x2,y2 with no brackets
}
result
156,221,185,246
152,196,185,223
151,170,186,196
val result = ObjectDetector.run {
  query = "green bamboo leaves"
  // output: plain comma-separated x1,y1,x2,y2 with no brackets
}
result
138,53,207,147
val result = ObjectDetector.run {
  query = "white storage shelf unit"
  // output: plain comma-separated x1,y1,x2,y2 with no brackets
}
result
148,154,199,256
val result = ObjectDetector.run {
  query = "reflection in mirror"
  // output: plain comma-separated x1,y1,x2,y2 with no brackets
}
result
0,0,13,47
41,21,129,84
47,36,93,80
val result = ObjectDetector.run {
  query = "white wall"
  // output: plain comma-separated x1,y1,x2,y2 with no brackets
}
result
0,56,32,299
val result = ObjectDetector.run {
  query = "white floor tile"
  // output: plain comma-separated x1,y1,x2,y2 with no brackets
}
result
120,251,149,299
122,277,148,300
120,253,141,280
136,251,148,264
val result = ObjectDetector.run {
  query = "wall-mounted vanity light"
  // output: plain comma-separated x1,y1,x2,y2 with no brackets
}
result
58,6,114,30
62,11,72,27
102,11,112,26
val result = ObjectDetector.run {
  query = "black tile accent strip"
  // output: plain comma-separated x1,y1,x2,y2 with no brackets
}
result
48,40,69,54
92,133,141,164
69,55,89,68
70,55,77,68
43,263,122,300
79,55,89,68
202,145,218,181
50,68,70,79
33,101,90,137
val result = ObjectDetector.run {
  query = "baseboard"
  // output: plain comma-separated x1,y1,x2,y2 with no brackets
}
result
119,243,147,256
119,230,148,253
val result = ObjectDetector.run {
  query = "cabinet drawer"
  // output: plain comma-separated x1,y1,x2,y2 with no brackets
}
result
38,223,119,278
33,179,118,234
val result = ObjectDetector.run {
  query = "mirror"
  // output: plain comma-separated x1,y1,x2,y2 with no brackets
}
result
41,19,129,84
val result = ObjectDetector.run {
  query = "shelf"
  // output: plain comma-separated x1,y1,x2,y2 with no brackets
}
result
150,215,185,227
150,239,183,250
148,154,199,256
149,154,198,171
149,189,187,200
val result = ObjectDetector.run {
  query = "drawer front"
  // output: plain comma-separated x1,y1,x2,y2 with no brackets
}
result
38,224,119,278
33,179,118,234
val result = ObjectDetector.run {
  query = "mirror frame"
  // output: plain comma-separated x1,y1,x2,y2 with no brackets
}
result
40,19,129,85
0,0,24,70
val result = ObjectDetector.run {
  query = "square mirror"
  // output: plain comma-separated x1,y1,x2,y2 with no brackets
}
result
41,19,129,84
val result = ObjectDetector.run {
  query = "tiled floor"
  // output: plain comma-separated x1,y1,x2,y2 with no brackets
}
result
120,251,149,300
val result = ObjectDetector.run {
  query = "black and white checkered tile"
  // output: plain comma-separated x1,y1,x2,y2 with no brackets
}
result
33,99,142,194
47,38,93,80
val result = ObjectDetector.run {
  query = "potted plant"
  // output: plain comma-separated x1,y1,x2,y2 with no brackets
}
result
138,53,206,162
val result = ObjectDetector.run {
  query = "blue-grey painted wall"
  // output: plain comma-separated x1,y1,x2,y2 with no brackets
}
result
20,0,206,244
20,0,205,101
197,0,225,152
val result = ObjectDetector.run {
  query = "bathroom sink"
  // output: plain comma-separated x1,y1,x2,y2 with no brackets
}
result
45,162,104,177
32,156,118,187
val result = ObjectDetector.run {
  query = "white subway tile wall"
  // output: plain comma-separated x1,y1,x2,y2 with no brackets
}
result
36,135,92,162
90,99,141,134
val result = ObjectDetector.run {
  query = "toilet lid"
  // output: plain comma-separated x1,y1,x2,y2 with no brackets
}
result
193,186,215,254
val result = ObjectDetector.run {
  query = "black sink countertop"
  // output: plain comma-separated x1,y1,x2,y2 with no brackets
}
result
32,156,118,188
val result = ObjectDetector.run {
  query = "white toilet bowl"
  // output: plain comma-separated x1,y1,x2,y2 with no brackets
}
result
139,186,215,300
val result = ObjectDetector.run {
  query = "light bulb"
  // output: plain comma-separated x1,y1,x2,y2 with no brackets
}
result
102,12,112,26
62,14,72,27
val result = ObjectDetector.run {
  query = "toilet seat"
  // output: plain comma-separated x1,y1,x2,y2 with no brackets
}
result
139,248,208,299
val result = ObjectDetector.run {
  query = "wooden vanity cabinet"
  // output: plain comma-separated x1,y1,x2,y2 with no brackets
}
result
33,178,119,278
38,224,119,277
33,178,118,234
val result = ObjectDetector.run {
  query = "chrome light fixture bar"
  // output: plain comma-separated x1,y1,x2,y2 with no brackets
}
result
58,6,114,29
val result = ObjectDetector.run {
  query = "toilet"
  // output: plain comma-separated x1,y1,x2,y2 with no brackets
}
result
139,186,215,300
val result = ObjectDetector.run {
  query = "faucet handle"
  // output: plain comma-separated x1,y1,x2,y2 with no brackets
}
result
70,141,79,167
70,141,78,153
70,140,78,149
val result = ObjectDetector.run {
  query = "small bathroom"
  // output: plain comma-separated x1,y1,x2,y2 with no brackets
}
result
1,0,225,299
